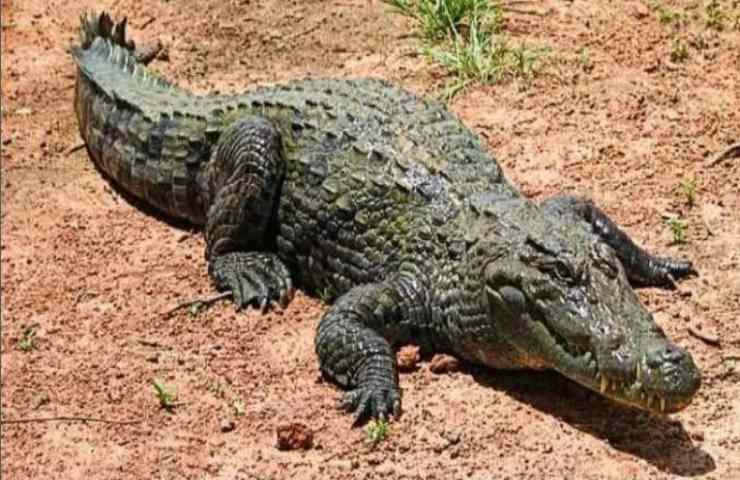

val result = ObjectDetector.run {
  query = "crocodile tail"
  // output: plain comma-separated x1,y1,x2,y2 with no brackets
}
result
76,11,135,52
71,11,173,96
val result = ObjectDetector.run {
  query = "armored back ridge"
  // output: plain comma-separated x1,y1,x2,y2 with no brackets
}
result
73,11,700,424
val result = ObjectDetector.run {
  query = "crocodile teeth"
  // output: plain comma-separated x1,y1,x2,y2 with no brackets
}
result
600,376,609,394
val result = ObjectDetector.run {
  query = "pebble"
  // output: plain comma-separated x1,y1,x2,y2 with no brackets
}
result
430,354,461,374
220,418,236,432
397,344,421,372
276,422,314,450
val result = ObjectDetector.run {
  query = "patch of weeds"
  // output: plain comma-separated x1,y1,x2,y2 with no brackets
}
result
670,37,689,62
427,15,548,88
232,399,246,417
152,379,178,410
384,0,544,92
34,393,51,408
653,3,687,27
366,418,390,445
509,43,550,81
189,301,205,317
704,0,725,30
722,357,738,378
666,217,689,244
576,47,593,72
19,325,37,352
382,0,497,41
208,381,227,399
677,177,698,207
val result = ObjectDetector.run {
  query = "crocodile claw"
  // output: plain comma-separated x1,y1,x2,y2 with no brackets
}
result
339,384,401,426
209,252,294,311
651,256,698,288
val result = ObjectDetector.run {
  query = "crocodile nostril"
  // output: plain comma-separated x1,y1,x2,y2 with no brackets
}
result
647,345,685,367
662,345,686,363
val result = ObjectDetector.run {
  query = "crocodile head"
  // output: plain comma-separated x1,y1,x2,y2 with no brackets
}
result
481,216,700,414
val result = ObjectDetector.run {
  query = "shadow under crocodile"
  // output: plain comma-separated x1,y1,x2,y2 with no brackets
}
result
467,365,715,476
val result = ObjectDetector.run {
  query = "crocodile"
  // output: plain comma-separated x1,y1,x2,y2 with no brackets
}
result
72,12,701,423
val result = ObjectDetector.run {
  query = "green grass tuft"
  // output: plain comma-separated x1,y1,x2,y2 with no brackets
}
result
677,177,698,207
366,418,390,444
704,0,725,30
19,325,37,352
666,217,689,244
382,0,497,41
383,0,545,93
152,379,178,410
670,37,689,62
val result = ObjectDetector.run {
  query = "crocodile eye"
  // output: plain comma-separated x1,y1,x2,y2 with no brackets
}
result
537,258,575,284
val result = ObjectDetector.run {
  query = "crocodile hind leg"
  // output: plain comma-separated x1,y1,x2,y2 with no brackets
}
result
205,116,292,310
315,268,431,424
541,195,696,287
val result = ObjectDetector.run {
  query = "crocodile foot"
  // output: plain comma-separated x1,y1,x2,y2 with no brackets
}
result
339,383,401,425
209,252,294,311
641,255,698,288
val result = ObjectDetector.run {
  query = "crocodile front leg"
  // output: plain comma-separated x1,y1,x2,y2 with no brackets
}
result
315,267,431,424
205,116,292,310
541,195,696,287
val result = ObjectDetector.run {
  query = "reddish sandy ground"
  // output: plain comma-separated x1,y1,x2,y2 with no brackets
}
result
2,1,739,478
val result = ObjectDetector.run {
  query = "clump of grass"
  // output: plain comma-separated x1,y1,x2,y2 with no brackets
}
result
19,325,37,352
666,217,689,244
383,0,547,93
366,418,390,445
152,379,178,410
704,0,725,30
232,399,246,417
576,47,593,71
677,177,698,207
653,4,688,27
670,37,689,62
382,0,496,41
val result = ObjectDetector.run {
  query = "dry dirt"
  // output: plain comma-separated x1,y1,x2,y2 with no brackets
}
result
1,0,739,479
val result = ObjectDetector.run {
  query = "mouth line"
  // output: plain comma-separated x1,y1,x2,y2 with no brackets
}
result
591,359,674,414
537,318,682,414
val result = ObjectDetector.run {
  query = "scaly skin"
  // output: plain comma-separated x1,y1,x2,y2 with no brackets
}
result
72,12,700,423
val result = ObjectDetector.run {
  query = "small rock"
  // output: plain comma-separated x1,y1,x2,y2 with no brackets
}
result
276,422,314,450
328,460,353,471
442,430,461,445
397,344,421,372
220,418,236,432
632,2,650,19
430,354,461,374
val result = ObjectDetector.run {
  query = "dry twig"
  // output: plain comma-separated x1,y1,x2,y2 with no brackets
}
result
67,143,85,155
162,291,232,318
1,416,141,425
707,142,740,167
688,325,720,346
